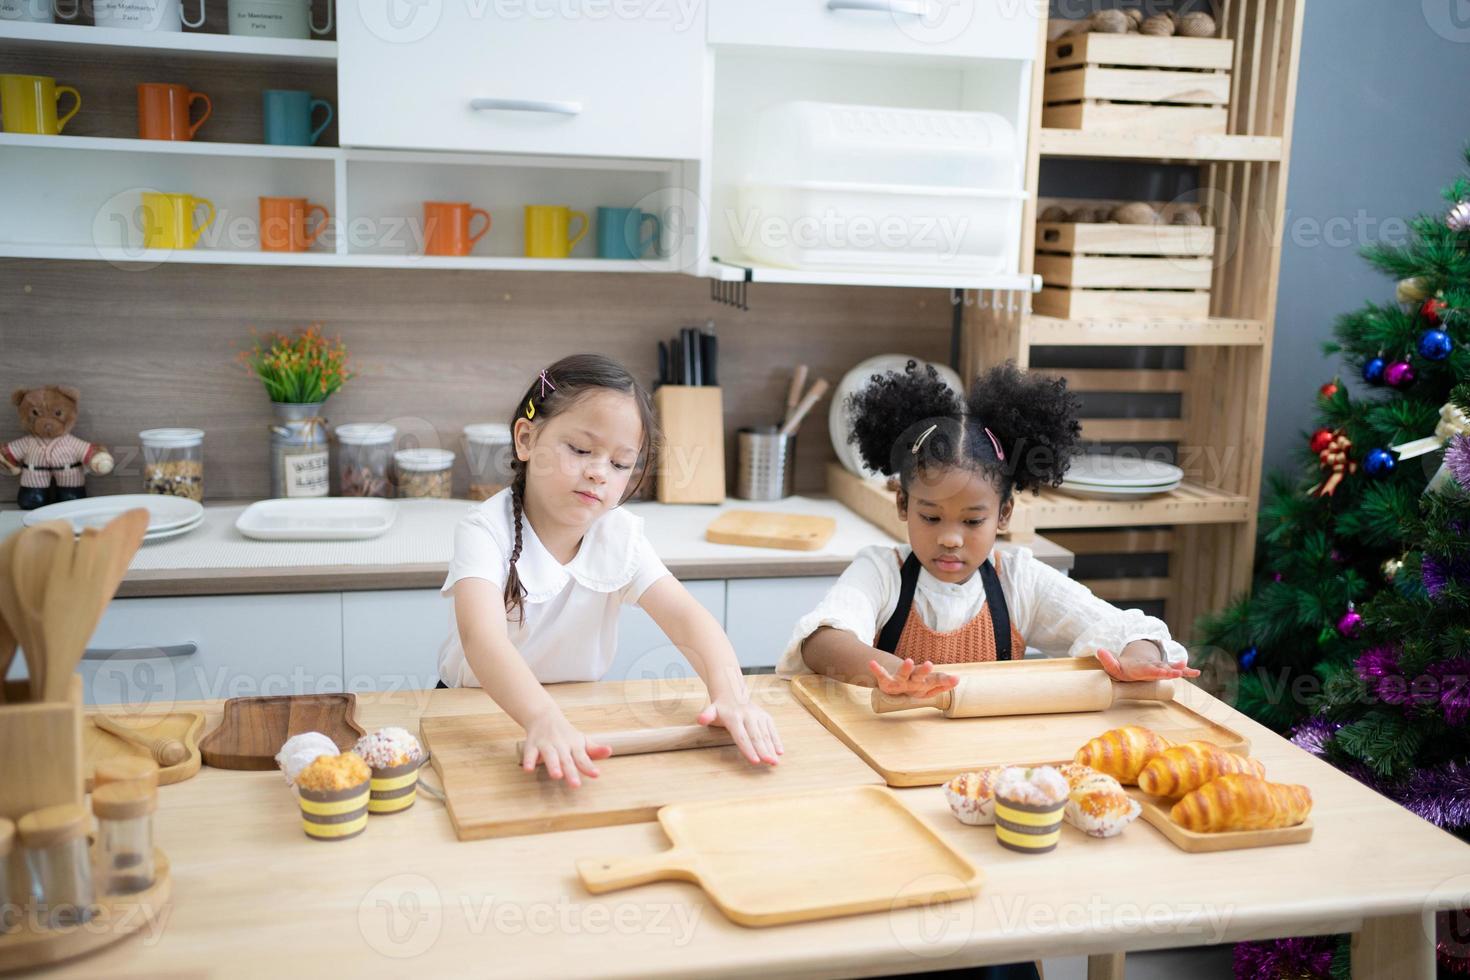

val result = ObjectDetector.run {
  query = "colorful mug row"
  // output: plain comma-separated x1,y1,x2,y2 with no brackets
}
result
0,0,330,39
136,193,326,251
0,74,332,146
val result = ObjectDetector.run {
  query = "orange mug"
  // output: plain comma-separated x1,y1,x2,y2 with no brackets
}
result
260,196,329,252
424,201,490,257
137,82,210,141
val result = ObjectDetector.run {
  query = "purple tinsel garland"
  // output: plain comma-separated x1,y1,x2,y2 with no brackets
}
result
1399,761,1470,830
1430,658,1470,726
1289,716,1341,756
1233,936,1336,979
1448,434,1470,490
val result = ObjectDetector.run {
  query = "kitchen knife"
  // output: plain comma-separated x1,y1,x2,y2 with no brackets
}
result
700,324,718,387
688,327,703,387
682,328,696,386
657,341,669,387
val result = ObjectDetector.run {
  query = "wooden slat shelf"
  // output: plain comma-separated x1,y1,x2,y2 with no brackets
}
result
1076,577,1173,603
1037,129,1283,162
1007,482,1251,537
1080,419,1185,442
1026,315,1268,347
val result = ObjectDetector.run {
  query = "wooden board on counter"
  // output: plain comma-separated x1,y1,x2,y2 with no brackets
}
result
420,689,883,840
1130,791,1314,853
705,510,836,551
84,711,204,790
791,664,1248,788
200,693,364,770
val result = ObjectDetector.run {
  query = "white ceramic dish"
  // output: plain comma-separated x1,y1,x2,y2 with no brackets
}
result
23,493,203,532
829,355,964,478
1062,455,1184,488
1057,481,1181,501
234,497,398,541
139,515,204,543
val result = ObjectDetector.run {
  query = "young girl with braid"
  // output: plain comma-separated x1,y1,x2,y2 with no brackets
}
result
781,360,1199,696
438,354,782,787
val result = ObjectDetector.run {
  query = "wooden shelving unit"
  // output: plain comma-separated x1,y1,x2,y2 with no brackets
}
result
965,0,1307,639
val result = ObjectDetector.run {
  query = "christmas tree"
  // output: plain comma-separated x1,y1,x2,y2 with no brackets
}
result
1197,147,1470,979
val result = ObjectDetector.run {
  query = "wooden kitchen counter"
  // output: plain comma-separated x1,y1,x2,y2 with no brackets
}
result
36,677,1466,979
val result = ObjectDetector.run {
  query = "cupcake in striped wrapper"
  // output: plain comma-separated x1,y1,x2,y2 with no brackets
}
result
993,766,1069,854
354,728,425,815
296,752,371,841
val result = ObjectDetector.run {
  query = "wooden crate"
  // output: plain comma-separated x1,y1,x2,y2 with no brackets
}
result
1043,33,1235,138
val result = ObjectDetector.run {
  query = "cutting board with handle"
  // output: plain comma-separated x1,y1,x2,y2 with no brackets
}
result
705,510,836,551
576,785,982,927
200,693,365,770
84,710,204,790
793,657,1248,787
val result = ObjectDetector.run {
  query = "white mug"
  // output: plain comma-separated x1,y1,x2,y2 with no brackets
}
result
0,0,59,22
92,0,204,31
227,0,330,38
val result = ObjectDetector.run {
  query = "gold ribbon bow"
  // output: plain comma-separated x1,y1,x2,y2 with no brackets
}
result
1310,430,1355,497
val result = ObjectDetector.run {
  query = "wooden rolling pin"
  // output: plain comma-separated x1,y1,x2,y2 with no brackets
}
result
871,671,1177,718
514,724,736,759
91,714,190,767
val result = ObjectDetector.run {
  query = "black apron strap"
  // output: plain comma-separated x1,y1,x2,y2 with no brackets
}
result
875,552,923,654
980,558,1013,662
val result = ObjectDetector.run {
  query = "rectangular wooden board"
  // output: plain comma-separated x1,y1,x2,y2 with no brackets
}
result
199,693,364,770
826,463,906,542
1130,791,1314,852
1035,254,1215,290
1045,66,1231,106
706,510,837,551
1033,286,1213,320
421,693,884,840
790,662,1249,788
84,711,204,791
1037,222,1217,258
1047,33,1236,71
1042,103,1228,138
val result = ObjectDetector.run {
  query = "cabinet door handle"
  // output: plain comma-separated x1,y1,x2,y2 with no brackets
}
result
826,0,933,16
469,98,582,116
82,642,198,662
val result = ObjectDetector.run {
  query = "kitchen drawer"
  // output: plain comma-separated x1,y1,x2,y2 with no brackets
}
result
343,589,450,692
708,0,1038,62
724,576,837,671
606,580,725,683
80,593,344,706
339,2,706,158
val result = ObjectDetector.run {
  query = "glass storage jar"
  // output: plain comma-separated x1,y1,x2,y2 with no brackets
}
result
394,448,454,499
335,423,396,497
139,428,204,501
92,756,160,792
18,803,92,927
463,423,514,501
92,780,158,895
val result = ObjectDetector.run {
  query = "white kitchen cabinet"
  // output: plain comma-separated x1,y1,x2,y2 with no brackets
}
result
80,593,344,706
605,579,725,683
343,589,450,693
338,0,706,159
723,576,838,671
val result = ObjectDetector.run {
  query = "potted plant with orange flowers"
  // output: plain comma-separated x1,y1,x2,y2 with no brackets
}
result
239,325,353,498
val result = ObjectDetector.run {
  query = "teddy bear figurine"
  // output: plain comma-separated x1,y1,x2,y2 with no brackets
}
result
1,385,115,510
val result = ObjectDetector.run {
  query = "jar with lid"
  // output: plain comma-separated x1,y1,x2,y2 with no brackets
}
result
92,780,158,895
394,448,455,499
462,423,514,501
335,423,396,497
0,817,13,934
18,803,92,927
139,428,204,501
93,756,160,792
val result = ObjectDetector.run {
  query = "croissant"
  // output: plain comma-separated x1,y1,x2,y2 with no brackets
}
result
1170,774,1312,832
1138,741,1266,798
1073,726,1172,785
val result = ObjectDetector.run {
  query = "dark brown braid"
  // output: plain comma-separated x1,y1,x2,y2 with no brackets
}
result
502,353,658,623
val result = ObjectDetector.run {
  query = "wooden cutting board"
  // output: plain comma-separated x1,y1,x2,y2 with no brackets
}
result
84,711,204,790
1130,791,1314,852
705,510,836,551
200,693,365,771
419,692,883,840
791,660,1249,787
577,785,982,927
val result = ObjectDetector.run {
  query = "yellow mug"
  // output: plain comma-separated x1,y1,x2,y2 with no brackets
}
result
141,192,216,250
524,204,588,259
0,73,81,135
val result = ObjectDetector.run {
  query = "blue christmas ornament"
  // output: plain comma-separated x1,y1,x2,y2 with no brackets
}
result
1418,328,1453,361
1362,355,1387,384
1240,646,1258,671
1364,447,1397,476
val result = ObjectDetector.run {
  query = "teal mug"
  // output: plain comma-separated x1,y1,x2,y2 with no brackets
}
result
262,89,332,146
595,206,660,260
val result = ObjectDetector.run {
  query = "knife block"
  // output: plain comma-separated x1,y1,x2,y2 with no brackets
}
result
655,386,726,504
0,675,85,824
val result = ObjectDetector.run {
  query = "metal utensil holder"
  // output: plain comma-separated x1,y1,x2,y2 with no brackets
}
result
736,427,796,501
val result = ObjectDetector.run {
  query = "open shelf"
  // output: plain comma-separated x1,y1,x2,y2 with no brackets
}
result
0,133,338,160
709,259,1039,292
1037,129,1283,163
1007,482,1252,537
0,20,336,63
1025,315,1268,347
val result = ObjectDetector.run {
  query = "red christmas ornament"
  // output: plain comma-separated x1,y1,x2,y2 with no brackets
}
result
1422,297,1447,325
1310,428,1334,454
1318,379,1340,400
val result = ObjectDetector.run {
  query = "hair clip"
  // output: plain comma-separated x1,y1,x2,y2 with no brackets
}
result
539,369,556,400
983,426,1005,461
911,424,938,455
525,397,536,420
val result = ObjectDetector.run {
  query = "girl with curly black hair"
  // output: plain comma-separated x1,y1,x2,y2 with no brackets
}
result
779,360,1199,697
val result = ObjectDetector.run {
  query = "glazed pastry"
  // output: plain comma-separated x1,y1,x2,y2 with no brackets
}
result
1137,742,1266,798
1073,726,1172,785
296,752,371,793
943,767,1004,826
1170,774,1312,832
1065,772,1142,838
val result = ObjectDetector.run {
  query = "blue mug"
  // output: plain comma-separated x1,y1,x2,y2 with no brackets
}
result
595,206,660,260
262,89,332,146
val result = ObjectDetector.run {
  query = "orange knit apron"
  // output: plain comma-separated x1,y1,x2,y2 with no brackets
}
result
874,550,1026,666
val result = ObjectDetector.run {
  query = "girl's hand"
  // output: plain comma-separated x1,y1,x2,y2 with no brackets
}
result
697,696,784,766
1096,642,1202,682
868,657,960,699
520,709,612,788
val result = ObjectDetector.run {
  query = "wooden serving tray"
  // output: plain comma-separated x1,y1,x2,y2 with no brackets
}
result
791,661,1249,788
200,693,365,771
577,786,981,927
84,711,204,791
1130,791,1314,852
705,511,836,551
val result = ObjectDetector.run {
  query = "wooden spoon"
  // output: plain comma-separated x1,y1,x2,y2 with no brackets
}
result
11,521,71,701
0,531,26,699
0,608,17,704
92,713,190,767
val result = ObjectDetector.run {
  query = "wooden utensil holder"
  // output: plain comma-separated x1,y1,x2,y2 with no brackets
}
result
654,386,726,504
0,675,85,824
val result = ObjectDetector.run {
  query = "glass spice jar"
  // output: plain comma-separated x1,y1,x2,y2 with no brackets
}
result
0,817,13,935
335,423,396,498
17,803,92,928
93,756,160,792
394,448,455,499
463,423,514,501
139,428,205,502
91,781,158,896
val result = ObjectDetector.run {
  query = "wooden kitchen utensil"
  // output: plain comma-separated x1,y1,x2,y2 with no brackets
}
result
0,608,17,705
90,712,193,767
576,785,982,927
705,510,837,551
514,724,735,759
792,658,1248,787
200,693,365,770
11,521,72,699
871,658,1176,717
0,531,28,700
1130,791,1314,853
85,711,203,789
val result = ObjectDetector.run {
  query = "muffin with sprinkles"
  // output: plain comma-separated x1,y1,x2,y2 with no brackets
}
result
354,728,426,816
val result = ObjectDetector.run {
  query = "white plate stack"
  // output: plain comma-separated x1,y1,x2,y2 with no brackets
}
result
22,493,205,542
1058,455,1184,500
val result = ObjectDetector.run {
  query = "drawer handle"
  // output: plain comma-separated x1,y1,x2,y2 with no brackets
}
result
470,97,582,117
83,642,198,662
826,0,933,17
